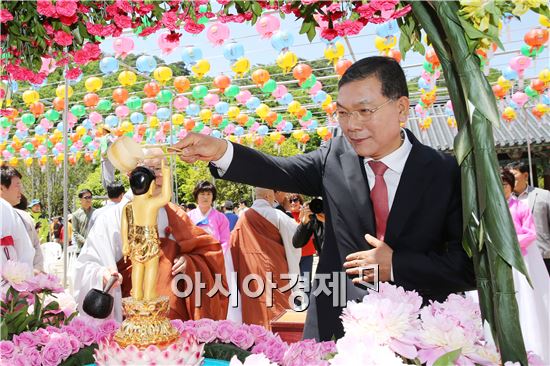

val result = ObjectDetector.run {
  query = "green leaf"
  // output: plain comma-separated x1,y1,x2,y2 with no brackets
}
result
306,24,316,42
251,2,262,17
59,345,98,366
0,319,9,340
203,342,252,362
433,348,462,366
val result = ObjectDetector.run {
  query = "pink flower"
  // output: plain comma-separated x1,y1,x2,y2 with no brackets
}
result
162,11,179,31
230,328,255,350
37,0,57,17
0,340,15,359
184,21,205,34
320,28,339,41
55,0,77,17
2,260,32,287
170,319,186,333
217,0,231,4
116,0,133,13
335,20,365,37
33,328,51,345
114,14,132,29
54,30,73,46
216,320,237,342
80,325,98,346
41,342,64,366
65,67,82,81
0,9,13,23
68,335,81,353
527,352,545,366
11,354,27,366
49,333,73,359
96,319,119,342
13,332,38,349
139,24,161,37
22,347,41,366
247,324,268,342
59,14,78,26
86,22,103,36
136,3,154,15
194,319,217,343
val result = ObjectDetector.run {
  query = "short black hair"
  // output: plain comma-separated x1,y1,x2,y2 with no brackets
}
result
78,189,92,199
13,194,28,210
187,203,197,210
192,180,217,202
505,161,529,174
1,166,22,189
239,199,248,206
129,167,155,196
106,181,125,199
501,168,515,190
338,56,409,99
224,200,234,210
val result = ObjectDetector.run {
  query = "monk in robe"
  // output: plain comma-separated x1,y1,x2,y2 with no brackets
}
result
230,188,301,329
73,149,228,321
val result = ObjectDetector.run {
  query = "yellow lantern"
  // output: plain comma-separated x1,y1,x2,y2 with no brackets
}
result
292,130,304,140
24,157,33,167
539,68,550,83
255,104,270,120
321,95,333,108
227,106,240,120
191,60,211,79
540,15,550,28
56,85,73,99
199,109,212,123
497,76,512,91
230,57,250,78
276,51,298,74
172,113,184,126
8,157,18,167
228,135,238,143
120,121,133,133
287,101,301,114
39,155,48,165
149,116,159,128
153,66,173,84
270,132,282,141
374,36,397,53
316,126,328,137
118,71,137,86
22,90,40,105
75,125,86,136
324,41,345,64
85,77,103,92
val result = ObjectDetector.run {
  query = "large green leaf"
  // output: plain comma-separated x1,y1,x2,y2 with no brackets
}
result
204,343,251,362
433,348,462,366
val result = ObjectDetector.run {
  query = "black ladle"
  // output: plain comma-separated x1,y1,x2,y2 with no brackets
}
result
82,274,118,319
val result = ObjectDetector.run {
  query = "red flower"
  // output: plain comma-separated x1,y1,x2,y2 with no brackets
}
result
335,20,364,37
320,27,338,41
86,22,103,36
139,23,161,37
161,11,178,31
65,67,82,80
166,31,181,43
83,42,101,60
77,2,90,13
55,0,77,17
114,14,132,29
392,4,412,19
72,49,88,64
217,0,230,5
136,4,154,15
59,14,78,26
116,0,133,13
100,24,117,37
184,21,205,34
0,9,14,23
37,0,57,17
54,30,73,46
56,57,69,67
105,4,120,17
164,226,173,237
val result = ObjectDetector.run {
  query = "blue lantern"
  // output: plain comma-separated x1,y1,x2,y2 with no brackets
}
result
186,103,200,116
245,97,261,110
271,31,294,52
234,126,244,136
223,42,245,62
105,114,119,127
215,102,229,115
376,20,399,38
257,125,268,136
130,112,145,124
99,57,119,75
156,107,171,121
312,91,328,104
502,67,518,81
136,55,157,74
211,130,222,139
181,46,203,66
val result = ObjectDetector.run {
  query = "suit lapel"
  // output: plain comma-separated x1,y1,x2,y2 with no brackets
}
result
339,149,376,236
385,131,434,246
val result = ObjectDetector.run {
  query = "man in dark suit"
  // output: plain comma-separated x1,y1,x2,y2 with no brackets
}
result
174,56,475,341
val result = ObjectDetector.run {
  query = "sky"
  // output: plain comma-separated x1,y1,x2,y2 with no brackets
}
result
99,10,549,84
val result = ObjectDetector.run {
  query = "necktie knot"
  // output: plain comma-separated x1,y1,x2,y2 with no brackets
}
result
368,161,388,176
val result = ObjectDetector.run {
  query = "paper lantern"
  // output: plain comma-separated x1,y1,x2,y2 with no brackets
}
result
118,71,137,86
251,69,270,87
191,59,211,79
85,77,103,92
173,77,190,93
292,64,312,82
206,23,230,46
213,74,231,92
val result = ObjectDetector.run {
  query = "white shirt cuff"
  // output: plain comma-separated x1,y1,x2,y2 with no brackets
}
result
211,140,233,176
390,265,394,282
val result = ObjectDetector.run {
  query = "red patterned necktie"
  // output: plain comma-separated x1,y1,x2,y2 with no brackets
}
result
368,161,389,241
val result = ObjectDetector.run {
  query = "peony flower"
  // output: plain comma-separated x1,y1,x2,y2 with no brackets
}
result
247,324,268,342
184,21,205,34
41,341,64,366
113,14,132,29
230,328,255,350
194,318,217,343
0,340,15,359
53,30,73,46
282,339,331,366
170,319,186,333
161,11,179,31
37,0,57,17
96,319,119,342
330,334,406,365
13,331,39,349
59,14,78,26
0,9,14,23
33,328,52,345
22,347,41,366
2,260,32,287
216,320,238,343
115,0,133,13
55,0,77,17
230,354,278,366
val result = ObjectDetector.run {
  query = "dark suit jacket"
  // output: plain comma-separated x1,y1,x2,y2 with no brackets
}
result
211,129,475,341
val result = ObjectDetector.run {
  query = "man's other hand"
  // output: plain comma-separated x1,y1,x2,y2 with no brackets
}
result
172,133,228,163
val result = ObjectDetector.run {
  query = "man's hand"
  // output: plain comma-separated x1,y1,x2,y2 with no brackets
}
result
172,133,228,163
172,256,187,276
102,268,122,290
343,234,393,283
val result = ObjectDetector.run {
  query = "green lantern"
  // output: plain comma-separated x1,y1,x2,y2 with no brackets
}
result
70,104,86,118
245,117,255,127
198,16,209,25
46,140,53,149
0,117,10,128
45,109,60,122
301,75,317,89
157,89,173,104
193,122,205,132
219,118,229,129
198,4,208,13
524,86,539,98
224,85,240,98
23,142,35,152
21,113,36,127
521,44,545,58
97,99,112,112
192,85,208,100
6,145,15,154
126,96,143,111
82,135,93,144
261,79,277,94
302,110,313,121
124,131,134,138
422,61,434,73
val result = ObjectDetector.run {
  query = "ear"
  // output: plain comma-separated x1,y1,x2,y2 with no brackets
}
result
397,96,410,122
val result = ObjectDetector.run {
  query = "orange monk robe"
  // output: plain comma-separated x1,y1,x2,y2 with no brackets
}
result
117,202,228,321
230,208,292,329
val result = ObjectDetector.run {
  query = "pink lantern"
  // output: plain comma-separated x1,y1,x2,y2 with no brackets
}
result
204,93,220,107
511,92,529,107
272,85,288,98
67,113,77,128
39,57,57,75
115,105,130,118
249,122,260,133
2,150,12,159
308,81,323,95
39,118,51,129
255,14,280,39
173,96,189,111
421,71,433,84
201,126,212,135
55,142,64,152
113,37,134,59
206,23,230,46
143,102,158,116
37,145,48,155
276,122,285,131
16,122,26,130
445,100,453,112
224,124,235,135
509,56,531,75
157,32,180,55
236,90,252,104
415,104,426,118
89,112,103,125
133,134,143,143
20,148,29,158
177,129,188,139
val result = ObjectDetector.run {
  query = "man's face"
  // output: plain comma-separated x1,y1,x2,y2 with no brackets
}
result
31,203,41,213
142,150,165,190
337,77,409,160
509,169,528,190
0,176,22,206
274,191,286,204
80,193,92,209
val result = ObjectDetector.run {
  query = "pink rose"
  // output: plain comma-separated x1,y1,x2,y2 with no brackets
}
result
55,0,77,17
59,14,78,26
33,328,51,345
11,354,27,366
65,67,82,81
49,333,73,359
96,319,119,342
41,342,63,366
0,340,15,359
23,347,42,366
116,0,133,13
230,328,255,350
37,0,57,17
13,332,38,349
217,0,230,4
114,14,132,29
86,22,103,36
162,11,178,31
247,324,268,342
136,3,154,15
68,335,81,353
216,320,237,343
194,319,217,343
80,325,97,346
184,21,205,34
170,319,185,333
0,9,13,23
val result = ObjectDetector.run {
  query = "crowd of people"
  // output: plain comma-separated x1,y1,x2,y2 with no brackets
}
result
1,56,548,362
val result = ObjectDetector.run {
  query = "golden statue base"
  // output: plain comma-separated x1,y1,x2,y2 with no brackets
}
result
114,296,179,349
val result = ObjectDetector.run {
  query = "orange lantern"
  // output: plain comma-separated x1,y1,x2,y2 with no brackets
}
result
143,82,161,98
173,77,190,93
387,49,402,63
137,124,147,135
295,107,307,119
524,28,549,50
184,118,195,131
254,136,263,146
492,84,506,99
4,108,18,120
265,111,278,125
425,48,440,67
29,102,45,116
83,93,99,108
300,134,310,144
292,64,312,82
112,88,129,104
213,74,231,91
334,59,352,77
323,102,337,115
251,69,270,87
530,78,546,93
53,97,65,111
84,153,93,162
236,113,248,126
211,114,223,127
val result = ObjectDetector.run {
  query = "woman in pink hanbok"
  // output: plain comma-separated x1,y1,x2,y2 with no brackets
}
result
501,169,549,363
188,181,240,323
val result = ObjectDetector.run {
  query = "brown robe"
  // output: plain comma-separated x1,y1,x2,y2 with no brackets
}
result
230,208,291,329
117,202,228,321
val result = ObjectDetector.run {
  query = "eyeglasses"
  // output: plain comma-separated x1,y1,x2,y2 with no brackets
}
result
82,196,92,200
289,198,300,203
336,99,394,123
